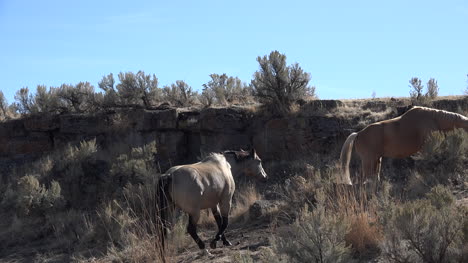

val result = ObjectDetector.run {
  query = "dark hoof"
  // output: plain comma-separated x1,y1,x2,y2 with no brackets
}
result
198,241,205,250
223,240,232,246
210,240,217,249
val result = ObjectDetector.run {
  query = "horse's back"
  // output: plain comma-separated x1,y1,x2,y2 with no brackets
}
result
358,108,441,158
167,161,234,213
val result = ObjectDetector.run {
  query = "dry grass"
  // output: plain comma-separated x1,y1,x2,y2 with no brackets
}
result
330,185,384,258
196,209,217,228
345,212,382,256
231,184,262,222
329,102,396,126
271,170,386,261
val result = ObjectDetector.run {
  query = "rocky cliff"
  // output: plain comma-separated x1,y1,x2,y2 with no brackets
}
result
1,97,467,179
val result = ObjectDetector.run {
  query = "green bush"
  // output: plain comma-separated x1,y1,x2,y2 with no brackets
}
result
110,141,157,183
115,71,162,107
413,129,468,187
425,185,455,209
272,203,352,263
162,80,197,107
380,187,467,263
202,73,253,106
0,175,64,216
252,51,315,115
409,77,439,105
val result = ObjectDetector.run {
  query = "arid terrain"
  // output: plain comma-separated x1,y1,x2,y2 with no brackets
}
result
0,96,467,263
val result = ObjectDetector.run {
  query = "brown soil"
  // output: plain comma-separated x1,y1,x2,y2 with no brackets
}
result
172,216,274,263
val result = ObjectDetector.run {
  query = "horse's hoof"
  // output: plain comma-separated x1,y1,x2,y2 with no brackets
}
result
210,241,217,249
223,240,232,246
197,241,206,250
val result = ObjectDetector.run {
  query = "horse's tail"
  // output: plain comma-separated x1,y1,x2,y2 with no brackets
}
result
157,175,172,248
339,132,358,185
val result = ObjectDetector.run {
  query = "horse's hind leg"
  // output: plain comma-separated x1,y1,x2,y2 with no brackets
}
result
210,207,222,249
187,213,205,249
210,206,232,249
361,157,381,194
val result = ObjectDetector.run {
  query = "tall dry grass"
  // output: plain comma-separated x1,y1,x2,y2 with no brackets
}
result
328,184,385,258
231,184,263,223
269,166,390,262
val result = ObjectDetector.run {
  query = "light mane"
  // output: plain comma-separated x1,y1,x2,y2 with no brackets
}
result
412,106,467,122
201,152,227,164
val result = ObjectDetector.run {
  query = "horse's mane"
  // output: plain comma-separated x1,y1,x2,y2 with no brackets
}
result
223,150,250,162
410,106,467,122
202,153,227,163
201,150,251,164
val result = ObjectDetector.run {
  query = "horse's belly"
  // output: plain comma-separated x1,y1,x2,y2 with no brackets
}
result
172,187,221,211
385,144,419,158
199,190,222,209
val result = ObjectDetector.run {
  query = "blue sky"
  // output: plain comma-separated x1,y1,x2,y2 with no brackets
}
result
1,0,467,103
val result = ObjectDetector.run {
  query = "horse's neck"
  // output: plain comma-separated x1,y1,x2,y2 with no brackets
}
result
224,155,242,176
448,114,468,132
457,116,468,132
432,109,468,132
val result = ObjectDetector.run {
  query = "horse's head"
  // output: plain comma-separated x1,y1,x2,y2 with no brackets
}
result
236,148,267,180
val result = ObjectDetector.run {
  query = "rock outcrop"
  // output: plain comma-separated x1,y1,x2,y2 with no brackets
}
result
1,97,466,177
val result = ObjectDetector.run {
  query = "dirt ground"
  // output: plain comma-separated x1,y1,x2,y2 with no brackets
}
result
172,216,274,263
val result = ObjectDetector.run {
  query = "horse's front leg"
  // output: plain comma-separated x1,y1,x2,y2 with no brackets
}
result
210,206,232,249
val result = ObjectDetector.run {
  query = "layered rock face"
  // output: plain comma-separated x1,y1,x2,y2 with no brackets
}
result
1,98,466,176
0,105,347,170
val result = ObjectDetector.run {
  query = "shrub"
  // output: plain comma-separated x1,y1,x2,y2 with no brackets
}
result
413,129,468,187
380,188,466,263
37,139,103,209
92,175,166,262
426,78,439,99
425,185,455,209
272,203,352,263
409,77,439,105
13,83,101,116
345,212,382,257
1,175,64,216
202,73,253,106
0,90,8,120
110,141,157,184
162,80,197,107
14,87,36,114
116,71,162,107
35,85,63,113
0,91,19,120
252,51,315,115
122,174,160,228
57,82,96,113
200,85,216,107
98,73,121,108
0,137,168,261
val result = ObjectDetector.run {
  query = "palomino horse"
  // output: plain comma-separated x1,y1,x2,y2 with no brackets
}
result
340,106,468,185
158,148,267,251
